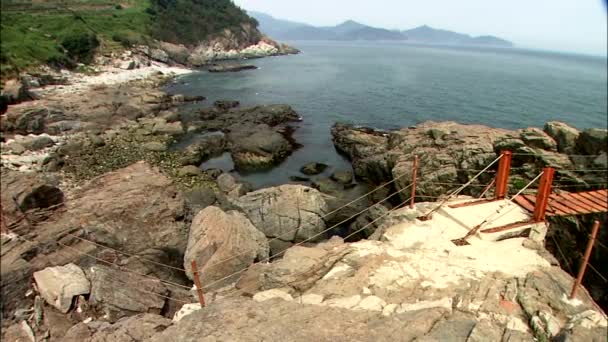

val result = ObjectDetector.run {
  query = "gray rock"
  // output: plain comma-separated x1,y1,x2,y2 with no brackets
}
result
1,79,37,104
6,142,26,155
184,187,216,213
330,170,353,184
20,135,55,151
300,162,329,175
177,165,202,176
268,239,293,258
229,125,293,171
544,121,580,153
33,263,90,313
152,120,184,136
592,152,607,168
208,63,258,73
89,313,172,342
183,206,269,288
349,204,389,239
231,185,329,242
217,173,238,193
214,100,240,111
63,323,94,342
88,264,167,321
576,128,608,155
519,127,558,151
204,168,223,179
142,141,167,152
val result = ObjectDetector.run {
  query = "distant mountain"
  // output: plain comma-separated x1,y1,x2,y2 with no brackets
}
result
248,12,513,47
402,25,513,47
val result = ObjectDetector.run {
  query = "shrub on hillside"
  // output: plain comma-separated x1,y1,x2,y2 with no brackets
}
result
60,32,99,64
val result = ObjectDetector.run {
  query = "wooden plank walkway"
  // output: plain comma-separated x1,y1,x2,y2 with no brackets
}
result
513,190,608,216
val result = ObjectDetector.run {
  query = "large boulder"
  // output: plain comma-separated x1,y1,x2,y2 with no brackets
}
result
229,124,294,171
576,128,608,156
88,265,167,322
231,185,329,242
33,263,90,313
544,121,580,153
300,162,329,175
183,206,269,288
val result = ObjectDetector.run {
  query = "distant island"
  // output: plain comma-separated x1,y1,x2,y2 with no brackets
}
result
250,11,514,47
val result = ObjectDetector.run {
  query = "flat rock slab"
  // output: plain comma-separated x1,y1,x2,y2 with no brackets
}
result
88,265,167,321
33,263,90,313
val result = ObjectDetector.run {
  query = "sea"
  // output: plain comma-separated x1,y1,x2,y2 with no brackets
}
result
165,41,608,188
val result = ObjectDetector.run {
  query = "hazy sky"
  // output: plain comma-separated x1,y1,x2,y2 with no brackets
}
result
233,0,608,56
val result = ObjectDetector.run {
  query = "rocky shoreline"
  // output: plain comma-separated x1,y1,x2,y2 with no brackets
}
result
1,56,607,341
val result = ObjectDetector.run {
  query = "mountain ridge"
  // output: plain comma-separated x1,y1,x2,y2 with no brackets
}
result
250,12,513,47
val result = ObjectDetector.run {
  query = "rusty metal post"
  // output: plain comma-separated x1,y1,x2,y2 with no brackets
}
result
570,220,601,299
410,156,419,209
495,151,513,200
190,260,206,307
532,167,555,222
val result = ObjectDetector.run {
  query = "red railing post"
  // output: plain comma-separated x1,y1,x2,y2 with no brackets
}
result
570,220,601,299
191,260,206,307
495,151,513,200
410,156,419,209
532,167,555,222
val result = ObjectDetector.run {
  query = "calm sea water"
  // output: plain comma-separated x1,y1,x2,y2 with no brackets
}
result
166,41,608,188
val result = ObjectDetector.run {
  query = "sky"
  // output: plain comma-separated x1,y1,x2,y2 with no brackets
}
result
233,0,608,56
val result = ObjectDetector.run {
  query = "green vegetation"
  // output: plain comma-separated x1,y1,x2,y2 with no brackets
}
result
148,0,258,45
0,0,258,77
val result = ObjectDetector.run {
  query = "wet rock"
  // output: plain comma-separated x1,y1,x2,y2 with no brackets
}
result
208,64,258,73
177,165,202,176
544,121,580,153
331,170,354,184
183,206,269,288
213,100,240,111
229,125,294,171
204,168,223,179
231,185,329,242
33,263,90,313
300,162,329,175
88,265,167,321
289,175,310,182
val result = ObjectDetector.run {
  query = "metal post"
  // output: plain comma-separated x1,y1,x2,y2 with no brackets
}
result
570,220,601,299
410,156,419,209
191,260,206,307
495,151,513,200
533,167,555,222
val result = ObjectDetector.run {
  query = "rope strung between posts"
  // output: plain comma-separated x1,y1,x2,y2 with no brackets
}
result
198,182,416,291
226,194,415,298
194,155,423,274
8,234,190,304
419,154,504,219
456,171,544,241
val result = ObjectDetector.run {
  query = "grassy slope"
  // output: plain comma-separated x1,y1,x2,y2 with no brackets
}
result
0,0,152,76
0,0,257,78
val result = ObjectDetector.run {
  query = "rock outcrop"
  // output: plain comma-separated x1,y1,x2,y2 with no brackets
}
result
183,206,269,287
332,121,605,199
